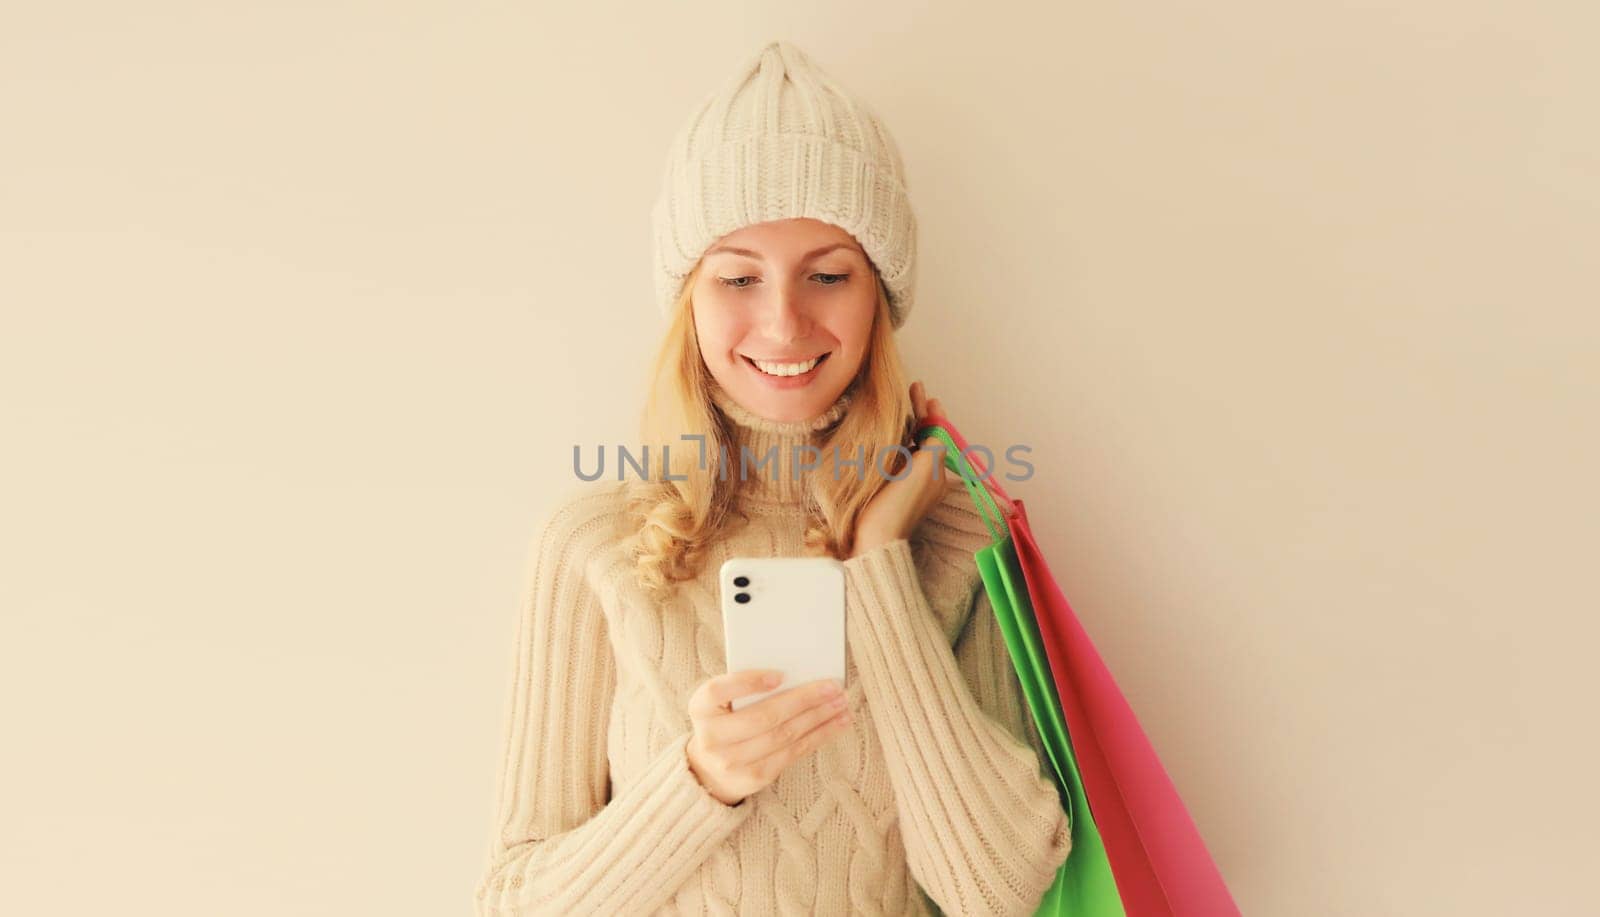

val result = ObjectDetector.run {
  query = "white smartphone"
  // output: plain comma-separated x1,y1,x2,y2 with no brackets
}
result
719,556,847,712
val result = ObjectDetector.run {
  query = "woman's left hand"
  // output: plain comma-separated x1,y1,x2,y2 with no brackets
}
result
850,381,952,558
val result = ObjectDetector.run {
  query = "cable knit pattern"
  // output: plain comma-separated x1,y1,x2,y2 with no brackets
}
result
473,387,1072,915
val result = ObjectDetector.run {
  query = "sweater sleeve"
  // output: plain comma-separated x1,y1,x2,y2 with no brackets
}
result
473,490,754,915
842,536,1073,917
954,580,1059,813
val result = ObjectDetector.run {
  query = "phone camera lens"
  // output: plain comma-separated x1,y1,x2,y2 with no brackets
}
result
734,592,750,604
733,575,749,587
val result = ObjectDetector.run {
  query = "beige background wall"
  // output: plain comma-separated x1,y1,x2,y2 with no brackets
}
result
4,3,1595,914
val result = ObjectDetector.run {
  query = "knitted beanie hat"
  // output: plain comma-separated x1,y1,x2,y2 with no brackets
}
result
650,39,918,329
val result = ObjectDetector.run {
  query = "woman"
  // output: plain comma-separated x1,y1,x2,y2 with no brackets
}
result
475,40,1072,916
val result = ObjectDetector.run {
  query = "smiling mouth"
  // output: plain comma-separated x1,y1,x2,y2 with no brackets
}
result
742,352,831,377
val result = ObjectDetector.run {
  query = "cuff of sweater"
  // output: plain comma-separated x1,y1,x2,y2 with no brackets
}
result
580,730,754,910
655,729,755,824
480,730,753,914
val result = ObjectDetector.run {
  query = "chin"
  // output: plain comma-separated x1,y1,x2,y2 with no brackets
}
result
740,385,841,423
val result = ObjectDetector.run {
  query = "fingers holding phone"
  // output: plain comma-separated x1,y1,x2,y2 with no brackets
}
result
686,668,852,807
700,556,848,805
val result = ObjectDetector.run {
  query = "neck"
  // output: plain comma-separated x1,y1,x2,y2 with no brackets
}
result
706,377,855,507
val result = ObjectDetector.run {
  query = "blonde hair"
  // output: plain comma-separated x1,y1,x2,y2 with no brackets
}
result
624,261,917,604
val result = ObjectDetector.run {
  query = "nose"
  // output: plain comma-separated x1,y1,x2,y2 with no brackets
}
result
759,282,811,343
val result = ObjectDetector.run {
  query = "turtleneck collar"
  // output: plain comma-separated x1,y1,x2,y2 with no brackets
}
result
706,377,855,508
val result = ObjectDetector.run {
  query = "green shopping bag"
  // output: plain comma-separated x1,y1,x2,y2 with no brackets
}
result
917,423,1126,917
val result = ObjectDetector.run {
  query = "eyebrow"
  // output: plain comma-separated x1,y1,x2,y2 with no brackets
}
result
703,242,859,262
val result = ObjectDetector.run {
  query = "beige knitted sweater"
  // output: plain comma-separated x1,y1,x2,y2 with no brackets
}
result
474,384,1073,915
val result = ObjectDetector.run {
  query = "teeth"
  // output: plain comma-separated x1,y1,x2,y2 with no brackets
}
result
751,355,823,377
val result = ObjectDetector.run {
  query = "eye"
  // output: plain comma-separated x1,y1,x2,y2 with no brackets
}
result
714,273,850,290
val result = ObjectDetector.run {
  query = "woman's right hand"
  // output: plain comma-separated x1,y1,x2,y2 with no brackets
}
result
685,669,853,807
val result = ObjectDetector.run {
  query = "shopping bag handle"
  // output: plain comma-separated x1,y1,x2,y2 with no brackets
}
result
914,421,1008,544
914,410,1018,515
